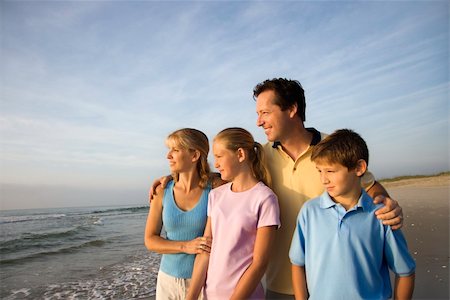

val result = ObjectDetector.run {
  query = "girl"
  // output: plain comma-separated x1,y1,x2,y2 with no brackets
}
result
144,128,223,300
186,127,280,300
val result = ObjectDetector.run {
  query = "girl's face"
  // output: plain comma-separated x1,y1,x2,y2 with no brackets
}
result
213,140,241,182
166,143,195,173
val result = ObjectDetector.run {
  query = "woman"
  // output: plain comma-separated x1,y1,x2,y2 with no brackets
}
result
186,127,280,300
144,128,222,299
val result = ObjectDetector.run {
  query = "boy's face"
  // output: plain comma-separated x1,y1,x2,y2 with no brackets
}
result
315,159,364,202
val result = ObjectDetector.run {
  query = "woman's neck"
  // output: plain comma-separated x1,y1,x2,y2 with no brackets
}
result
177,171,201,192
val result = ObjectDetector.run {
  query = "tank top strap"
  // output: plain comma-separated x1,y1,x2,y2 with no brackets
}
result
162,180,175,208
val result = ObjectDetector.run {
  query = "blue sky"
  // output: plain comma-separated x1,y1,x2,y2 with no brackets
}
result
1,1,448,210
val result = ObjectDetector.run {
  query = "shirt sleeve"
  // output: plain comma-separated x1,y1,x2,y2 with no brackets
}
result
207,190,214,217
289,208,306,266
384,227,416,276
257,192,281,229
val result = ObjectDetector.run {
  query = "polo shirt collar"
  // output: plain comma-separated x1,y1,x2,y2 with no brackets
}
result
319,189,372,211
272,127,321,148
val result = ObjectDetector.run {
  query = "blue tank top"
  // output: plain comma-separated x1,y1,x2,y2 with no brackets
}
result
160,180,211,278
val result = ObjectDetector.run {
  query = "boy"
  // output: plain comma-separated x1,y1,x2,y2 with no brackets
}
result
289,129,415,300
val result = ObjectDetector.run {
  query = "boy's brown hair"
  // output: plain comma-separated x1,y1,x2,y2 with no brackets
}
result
311,129,369,171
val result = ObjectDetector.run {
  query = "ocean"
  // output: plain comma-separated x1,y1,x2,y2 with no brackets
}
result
0,205,160,299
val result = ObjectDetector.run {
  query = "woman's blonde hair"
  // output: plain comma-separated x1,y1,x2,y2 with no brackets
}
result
166,128,211,188
214,127,271,187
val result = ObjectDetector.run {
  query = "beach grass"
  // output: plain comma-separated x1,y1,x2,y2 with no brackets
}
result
379,171,449,183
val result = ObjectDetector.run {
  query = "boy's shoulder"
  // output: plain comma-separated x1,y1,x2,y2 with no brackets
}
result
301,194,323,212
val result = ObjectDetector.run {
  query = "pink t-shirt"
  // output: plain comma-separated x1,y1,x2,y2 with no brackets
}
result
204,182,280,299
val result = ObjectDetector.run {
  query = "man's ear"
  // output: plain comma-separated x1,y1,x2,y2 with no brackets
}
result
237,148,246,163
355,159,368,176
289,103,298,119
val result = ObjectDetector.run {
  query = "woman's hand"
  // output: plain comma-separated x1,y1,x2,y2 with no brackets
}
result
183,236,212,254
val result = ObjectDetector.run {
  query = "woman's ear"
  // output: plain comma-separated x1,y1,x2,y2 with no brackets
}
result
191,150,201,163
355,159,368,177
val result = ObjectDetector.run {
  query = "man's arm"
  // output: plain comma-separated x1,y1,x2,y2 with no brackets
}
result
148,175,172,202
367,181,403,230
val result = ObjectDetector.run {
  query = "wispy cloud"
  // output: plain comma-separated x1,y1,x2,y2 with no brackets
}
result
1,1,448,208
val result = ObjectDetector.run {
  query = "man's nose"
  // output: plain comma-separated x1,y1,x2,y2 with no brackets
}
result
256,115,263,127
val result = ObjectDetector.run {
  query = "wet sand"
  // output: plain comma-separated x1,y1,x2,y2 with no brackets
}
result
382,174,449,299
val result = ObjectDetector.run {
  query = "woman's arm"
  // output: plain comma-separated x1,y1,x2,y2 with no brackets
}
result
292,265,308,300
186,218,213,300
144,186,210,254
230,225,277,300
367,181,403,230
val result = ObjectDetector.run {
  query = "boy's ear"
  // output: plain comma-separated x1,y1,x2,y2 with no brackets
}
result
355,159,367,176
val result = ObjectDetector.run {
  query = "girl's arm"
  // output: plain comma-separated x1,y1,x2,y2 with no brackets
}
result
394,273,415,300
230,225,277,300
186,217,213,300
292,265,308,300
144,186,210,254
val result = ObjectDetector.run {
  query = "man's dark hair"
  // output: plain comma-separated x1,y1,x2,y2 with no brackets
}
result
253,78,306,122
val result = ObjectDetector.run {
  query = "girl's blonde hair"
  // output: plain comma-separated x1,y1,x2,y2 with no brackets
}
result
166,128,211,188
214,127,271,187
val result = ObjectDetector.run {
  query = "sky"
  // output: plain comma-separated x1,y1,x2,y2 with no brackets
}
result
0,1,448,210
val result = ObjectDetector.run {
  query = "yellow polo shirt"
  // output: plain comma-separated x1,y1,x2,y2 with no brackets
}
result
263,128,375,295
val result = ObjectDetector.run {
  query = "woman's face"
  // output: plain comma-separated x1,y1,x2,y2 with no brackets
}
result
166,143,195,173
213,140,240,182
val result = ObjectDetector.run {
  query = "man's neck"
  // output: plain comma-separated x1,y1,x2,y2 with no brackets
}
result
279,126,313,161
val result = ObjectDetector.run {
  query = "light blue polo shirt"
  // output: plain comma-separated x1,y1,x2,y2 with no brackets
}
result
289,190,415,300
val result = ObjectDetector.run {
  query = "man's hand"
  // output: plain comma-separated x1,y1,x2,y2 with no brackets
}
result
148,175,172,203
373,195,403,230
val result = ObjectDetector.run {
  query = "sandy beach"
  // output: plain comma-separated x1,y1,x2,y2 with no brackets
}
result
381,173,449,300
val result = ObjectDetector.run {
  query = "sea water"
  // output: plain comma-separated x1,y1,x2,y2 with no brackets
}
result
0,205,160,299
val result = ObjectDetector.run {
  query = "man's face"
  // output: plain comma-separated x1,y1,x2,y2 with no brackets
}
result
255,90,292,142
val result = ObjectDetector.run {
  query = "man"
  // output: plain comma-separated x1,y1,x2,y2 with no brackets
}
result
253,78,403,299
